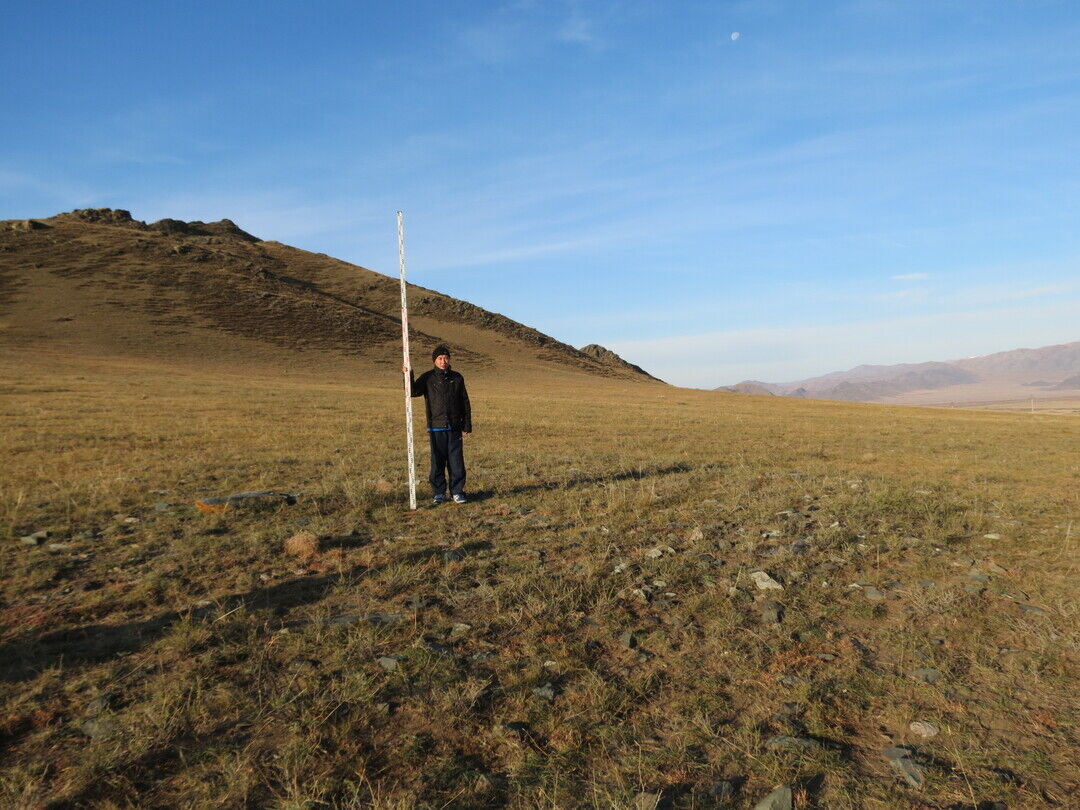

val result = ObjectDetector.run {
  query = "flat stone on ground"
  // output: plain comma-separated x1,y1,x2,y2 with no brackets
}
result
909,720,939,738
752,785,793,810
751,571,784,590
907,667,942,684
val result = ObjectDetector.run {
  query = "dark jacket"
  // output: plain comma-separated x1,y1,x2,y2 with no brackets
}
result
410,367,472,432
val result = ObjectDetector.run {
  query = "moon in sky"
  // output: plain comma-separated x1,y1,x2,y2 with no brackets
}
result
730,32,740,40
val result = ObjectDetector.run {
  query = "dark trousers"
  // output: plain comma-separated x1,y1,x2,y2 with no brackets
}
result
428,429,466,496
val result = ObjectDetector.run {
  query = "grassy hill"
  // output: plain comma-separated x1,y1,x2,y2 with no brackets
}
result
0,212,1077,808
0,209,654,382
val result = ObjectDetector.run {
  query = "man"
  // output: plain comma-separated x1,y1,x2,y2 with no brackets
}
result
406,345,472,504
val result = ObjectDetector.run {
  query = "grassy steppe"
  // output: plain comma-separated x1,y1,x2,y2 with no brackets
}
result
1,352,1077,809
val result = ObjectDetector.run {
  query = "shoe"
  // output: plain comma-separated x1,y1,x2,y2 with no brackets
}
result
452,494,467,504
432,494,446,504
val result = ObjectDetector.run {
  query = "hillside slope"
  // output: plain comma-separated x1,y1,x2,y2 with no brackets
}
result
0,209,659,383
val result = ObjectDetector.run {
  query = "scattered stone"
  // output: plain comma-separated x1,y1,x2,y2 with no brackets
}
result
761,529,782,539
1017,603,1049,616
916,580,935,589
420,640,454,656
694,552,721,569
531,682,556,702
758,600,784,624
636,791,662,810
645,545,676,559
751,571,784,591
612,561,631,574
706,780,737,800
686,527,705,543
883,746,926,787
766,735,820,752
983,533,1002,540
404,594,437,611
790,538,810,555
909,721,939,738
18,530,50,546
964,584,986,596
84,696,110,717
441,548,466,563
863,587,886,601
907,667,942,684
196,490,298,512
449,622,472,639
967,568,991,584
815,653,836,661
154,501,171,512
377,656,401,672
78,717,119,740
47,543,70,552
619,630,642,649
284,530,320,558
752,785,793,810
366,612,405,626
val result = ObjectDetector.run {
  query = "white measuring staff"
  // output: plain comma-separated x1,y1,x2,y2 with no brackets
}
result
397,211,418,510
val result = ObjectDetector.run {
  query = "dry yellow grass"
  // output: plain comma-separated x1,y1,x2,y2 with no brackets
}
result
1,349,1077,808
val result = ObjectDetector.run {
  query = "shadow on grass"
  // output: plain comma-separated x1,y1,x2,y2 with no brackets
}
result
467,462,702,503
400,539,493,564
0,565,368,684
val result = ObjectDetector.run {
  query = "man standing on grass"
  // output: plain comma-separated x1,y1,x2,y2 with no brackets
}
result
405,345,472,504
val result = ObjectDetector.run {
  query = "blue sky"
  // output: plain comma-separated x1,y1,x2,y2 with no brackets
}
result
3,0,1078,386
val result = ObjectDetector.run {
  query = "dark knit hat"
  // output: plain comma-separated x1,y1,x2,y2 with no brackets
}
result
432,344,451,361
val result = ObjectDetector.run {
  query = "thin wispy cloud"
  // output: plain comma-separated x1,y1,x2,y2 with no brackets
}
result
558,10,598,46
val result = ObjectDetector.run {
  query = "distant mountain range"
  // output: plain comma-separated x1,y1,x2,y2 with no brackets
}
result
716,341,1080,405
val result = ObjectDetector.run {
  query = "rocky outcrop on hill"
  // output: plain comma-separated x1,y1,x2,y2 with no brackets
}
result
53,208,261,242
579,344,662,381
149,217,259,242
